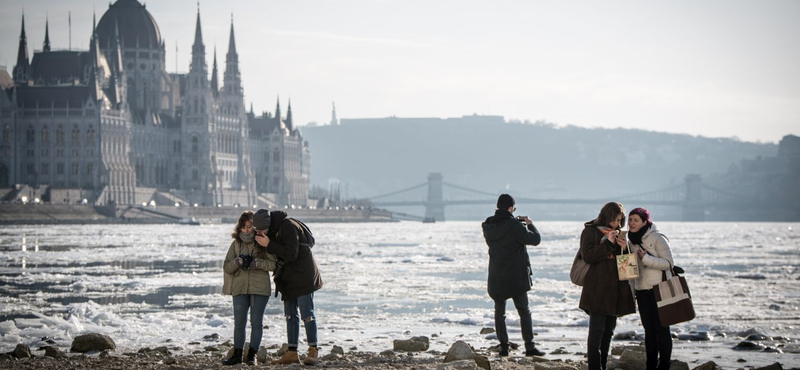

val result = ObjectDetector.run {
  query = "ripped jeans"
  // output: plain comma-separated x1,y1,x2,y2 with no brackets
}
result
283,293,317,349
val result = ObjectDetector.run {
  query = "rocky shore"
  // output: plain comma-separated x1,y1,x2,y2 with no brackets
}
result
1,332,796,370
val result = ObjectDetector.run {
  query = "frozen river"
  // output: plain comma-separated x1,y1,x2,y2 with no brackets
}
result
1,221,799,367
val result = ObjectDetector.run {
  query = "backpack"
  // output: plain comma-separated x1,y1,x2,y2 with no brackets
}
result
290,218,315,248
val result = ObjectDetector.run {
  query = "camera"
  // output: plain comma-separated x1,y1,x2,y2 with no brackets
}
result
517,215,528,223
273,259,286,279
238,254,253,270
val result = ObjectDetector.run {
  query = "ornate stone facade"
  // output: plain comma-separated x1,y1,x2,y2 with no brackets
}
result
0,0,310,207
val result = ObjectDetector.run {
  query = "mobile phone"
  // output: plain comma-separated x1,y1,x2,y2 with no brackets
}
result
618,230,628,239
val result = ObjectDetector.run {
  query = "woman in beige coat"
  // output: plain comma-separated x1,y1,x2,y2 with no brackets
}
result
627,207,674,370
221,211,277,366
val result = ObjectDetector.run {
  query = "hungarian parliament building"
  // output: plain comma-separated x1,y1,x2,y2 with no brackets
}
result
0,0,311,207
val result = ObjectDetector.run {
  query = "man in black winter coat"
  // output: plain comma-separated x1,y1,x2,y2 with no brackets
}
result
481,194,545,357
253,209,323,365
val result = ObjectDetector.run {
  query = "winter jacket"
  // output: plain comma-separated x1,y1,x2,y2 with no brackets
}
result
223,239,277,296
265,212,323,301
482,209,541,301
578,220,635,317
628,222,674,291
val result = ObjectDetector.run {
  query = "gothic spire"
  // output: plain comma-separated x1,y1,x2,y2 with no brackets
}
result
286,100,294,132
190,4,206,73
223,15,241,96
88,12,102,100
227,14,237,57
43,15,51,52
210,45,219,96
331,102,339,125
13,13,29,83
275,97,281,122
110,16,124,74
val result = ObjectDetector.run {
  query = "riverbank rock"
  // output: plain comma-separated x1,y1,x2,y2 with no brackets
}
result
275,343,289,356
480,328,495,335
257,347,270,363
620,349,646,370
70,333,116,353
733,341,765,351
754,363,783,370
475,355,490,370
444,341,476,363
394,336,430,352
12,344,31,359
437,360,481,370
692,361,719,370
332,345,345,355
611,345,644,356
164,356,177,365
671,360,690,370
41,346,66,358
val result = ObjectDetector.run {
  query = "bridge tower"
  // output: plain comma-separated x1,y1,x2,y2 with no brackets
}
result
425,172,446,221
683,174,705,221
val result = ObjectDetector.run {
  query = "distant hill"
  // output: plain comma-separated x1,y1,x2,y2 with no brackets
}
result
300,116,777,219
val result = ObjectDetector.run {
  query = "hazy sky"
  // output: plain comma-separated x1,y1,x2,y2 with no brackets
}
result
1,0,798,143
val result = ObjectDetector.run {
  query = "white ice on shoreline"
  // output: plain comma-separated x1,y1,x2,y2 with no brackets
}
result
1,221,798,367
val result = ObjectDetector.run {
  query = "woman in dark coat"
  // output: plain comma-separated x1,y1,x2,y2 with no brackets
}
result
579,202,636,370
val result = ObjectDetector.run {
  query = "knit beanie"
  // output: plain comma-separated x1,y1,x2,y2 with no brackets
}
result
629,207,651,223
496,194,515,210
253,209,271,231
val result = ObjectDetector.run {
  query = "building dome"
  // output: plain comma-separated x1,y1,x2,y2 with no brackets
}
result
96,0,162,50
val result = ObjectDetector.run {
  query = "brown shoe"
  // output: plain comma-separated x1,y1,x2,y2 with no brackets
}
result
272,350,300,365
303,347,318,365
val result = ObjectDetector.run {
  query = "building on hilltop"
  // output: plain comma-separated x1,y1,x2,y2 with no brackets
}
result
0,0,310,207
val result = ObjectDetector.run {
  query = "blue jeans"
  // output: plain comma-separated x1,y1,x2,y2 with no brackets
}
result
232,294,270,350
283,293,317,349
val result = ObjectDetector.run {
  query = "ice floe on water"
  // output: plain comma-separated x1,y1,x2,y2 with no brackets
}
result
0,221,799,367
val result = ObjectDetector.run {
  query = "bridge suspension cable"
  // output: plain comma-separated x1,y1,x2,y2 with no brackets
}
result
442,182,498,197
368,182,428,200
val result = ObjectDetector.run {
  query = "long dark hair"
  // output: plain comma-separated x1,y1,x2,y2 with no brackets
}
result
595,202,626,229
231,211,254,242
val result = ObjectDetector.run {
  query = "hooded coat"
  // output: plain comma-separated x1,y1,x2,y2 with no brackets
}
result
628,222,674,291
481,209,542,301
223,239,277,296
265,211,323,301
578,220,636,317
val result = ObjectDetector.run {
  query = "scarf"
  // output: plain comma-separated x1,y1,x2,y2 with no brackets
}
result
628,222,651,246
596,225,613,236
239,231,255,244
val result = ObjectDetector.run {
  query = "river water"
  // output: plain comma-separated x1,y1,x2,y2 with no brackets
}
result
0,221,798,367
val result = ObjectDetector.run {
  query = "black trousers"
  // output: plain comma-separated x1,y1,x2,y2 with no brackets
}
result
493,292,534,351
636,289,672,370
587,312,616,370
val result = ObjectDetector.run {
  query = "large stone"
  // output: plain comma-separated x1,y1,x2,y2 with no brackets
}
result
480,328,495,335
11,344,31,359
393,336,430,352
733,341,765,351
619,349,646,370
275,343,289,356
475,355,491,370
444,341,476,363
331,345,345,355
257,347,270,364
613,331,638,340
611,345,644,356
754,363,783,370
42,346,67,358
70,333,116,353
692,361,719,370
164,356,177,365
671,360,691,370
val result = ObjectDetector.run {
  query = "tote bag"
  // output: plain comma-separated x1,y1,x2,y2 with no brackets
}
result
616,244,639,281
653,269,695,326
570,250,590,286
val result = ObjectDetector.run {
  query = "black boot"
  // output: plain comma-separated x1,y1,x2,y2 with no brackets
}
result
245,346,257,365
222,348,243,366
499,344,509,357
525,343,545,357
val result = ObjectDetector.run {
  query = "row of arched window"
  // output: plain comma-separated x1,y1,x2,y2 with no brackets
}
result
22,124,95,145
